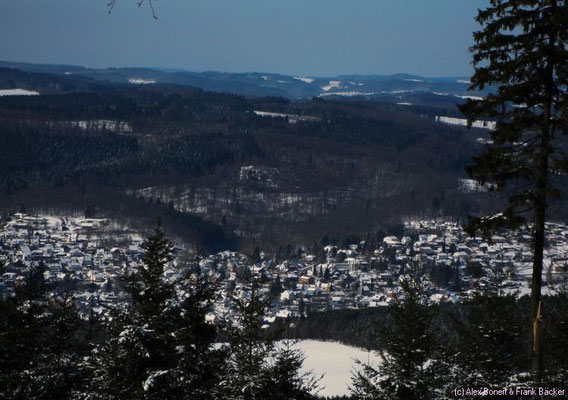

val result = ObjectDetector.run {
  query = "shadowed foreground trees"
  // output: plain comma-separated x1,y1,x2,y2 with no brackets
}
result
87,223,224,399
219,281,321,399
0,223,319,399
1,223,568,399
349,283,568,399
459,0,568,383
0,267,87,399
350,268,445,400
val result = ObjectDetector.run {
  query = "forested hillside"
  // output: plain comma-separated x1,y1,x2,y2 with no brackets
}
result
0,68,519,251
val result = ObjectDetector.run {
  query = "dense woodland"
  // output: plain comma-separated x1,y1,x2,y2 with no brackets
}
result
0,67,519,252
0,225,323,399
3,0,568,397
1,64,568,398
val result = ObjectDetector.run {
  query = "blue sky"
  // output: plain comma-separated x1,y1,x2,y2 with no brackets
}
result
0,0,486,77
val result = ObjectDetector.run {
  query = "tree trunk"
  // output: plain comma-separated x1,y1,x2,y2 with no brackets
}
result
530,191,545,384
530,22,556,381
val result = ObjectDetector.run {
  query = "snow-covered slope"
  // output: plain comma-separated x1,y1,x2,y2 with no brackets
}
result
0,88,39,96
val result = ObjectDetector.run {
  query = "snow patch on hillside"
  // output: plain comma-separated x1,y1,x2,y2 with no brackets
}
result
254,111,288,118
458,178,496,193
128,78,156,84
253,111,319,123
476,137,494,145
0,89,40,96
70,120,133,132
321,80,341,91
436,116,496,130
293,77,315,84
319,91,377,97
458,95,484,101
239,165,279,188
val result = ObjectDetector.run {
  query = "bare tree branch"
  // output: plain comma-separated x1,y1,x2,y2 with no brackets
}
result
107,0,158,19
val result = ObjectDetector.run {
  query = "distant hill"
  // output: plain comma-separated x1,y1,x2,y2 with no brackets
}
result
0,60,486,105
0,61,513,251
0,66,115,94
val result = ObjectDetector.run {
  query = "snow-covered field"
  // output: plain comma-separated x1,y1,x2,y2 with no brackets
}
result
128,78,157,84
321,80,341,92
436,115,496,130
253,110,320,123
72,119,133,132
319,91,377,97
293,77,315,83
458,95,484,101
211,340,380,397
293,340,381,397
0,88,39,96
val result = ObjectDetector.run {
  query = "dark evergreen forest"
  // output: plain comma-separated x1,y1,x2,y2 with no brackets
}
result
0,68,515,252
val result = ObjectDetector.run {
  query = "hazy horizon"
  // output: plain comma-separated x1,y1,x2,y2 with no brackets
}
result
0,58,475,79
1,0,486,78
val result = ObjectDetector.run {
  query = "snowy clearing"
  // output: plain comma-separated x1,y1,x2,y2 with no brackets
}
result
253,111,289,118
0,88,40,96
253,110,319,123
476,137,494,145
128,78,157,84
212,340,381,397
293,77,315,84
435,116,496,130
321,80,341,92
319,91,377,97
69,120,133,132
293,340,382,397
458,95,484,101
458,178,495,193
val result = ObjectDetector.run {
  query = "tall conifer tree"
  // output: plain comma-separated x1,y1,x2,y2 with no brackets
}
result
219,281,319,399
460,0,568,382
88,222,222,399
351,268,443,400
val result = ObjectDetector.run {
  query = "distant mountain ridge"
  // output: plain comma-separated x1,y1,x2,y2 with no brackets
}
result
0,60,484,104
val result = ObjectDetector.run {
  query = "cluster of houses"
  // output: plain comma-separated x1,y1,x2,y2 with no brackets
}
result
1,214,567,327
0,214,146,316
